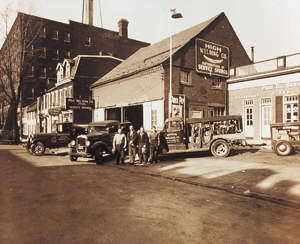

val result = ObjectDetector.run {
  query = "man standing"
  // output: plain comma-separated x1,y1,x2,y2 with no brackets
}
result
149,126,160,164
137,126,148,165
127,125,137,165
113,128,127,165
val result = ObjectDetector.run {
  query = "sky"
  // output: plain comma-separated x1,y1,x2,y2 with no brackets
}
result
1,0,299,62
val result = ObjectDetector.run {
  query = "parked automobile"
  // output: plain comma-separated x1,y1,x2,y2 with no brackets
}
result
0,129,14,143
68,120,131,164
270,121,300,156
25,122,88,156
160,115,247,157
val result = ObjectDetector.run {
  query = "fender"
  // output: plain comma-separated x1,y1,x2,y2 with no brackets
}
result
91,141,110,152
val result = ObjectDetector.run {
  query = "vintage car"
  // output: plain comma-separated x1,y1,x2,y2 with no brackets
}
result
160,115,247,157
270,121,300,156
0,129,14,143
25,122,88,156
68,120,131,164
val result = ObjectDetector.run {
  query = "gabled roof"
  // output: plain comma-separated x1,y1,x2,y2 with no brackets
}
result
91,12,223,88
56,62,63,70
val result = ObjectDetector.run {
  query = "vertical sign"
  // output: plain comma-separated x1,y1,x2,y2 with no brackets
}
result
195,38,230,78
171,95,185,118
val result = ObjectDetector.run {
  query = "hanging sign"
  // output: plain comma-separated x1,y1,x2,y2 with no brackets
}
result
195,38,230,78
66,98,95,110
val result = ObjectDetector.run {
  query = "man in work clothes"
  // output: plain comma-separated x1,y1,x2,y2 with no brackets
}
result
113,128,127,165
149,126,160,164
137,126,148,165
127,125,137,165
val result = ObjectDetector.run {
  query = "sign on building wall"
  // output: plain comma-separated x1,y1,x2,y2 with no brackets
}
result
195,38,230,78
66,98,95,110
171,95,185,118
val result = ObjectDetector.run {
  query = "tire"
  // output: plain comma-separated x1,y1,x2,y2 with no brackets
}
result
275,141,292,156
95,148,103,165
211,140,230,157
69,155,78,161
32,142,45,156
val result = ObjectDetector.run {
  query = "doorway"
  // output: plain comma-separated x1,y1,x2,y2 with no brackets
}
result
124,105,143,131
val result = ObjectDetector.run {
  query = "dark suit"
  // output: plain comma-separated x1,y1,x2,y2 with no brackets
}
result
127,130,137,164
137,131,148,164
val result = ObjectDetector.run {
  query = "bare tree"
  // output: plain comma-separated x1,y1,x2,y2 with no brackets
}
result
0,0,42,142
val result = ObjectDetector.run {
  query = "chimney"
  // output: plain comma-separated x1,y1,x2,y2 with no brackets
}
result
88,0,93,25
251,46,254,62
82,0,93,25
118,19,129,38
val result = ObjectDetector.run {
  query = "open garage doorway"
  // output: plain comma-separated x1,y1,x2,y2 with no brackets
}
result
107,108,121,121
124,105,143,131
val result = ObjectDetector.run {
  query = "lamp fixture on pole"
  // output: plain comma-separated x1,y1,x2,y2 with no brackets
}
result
169,9,182,118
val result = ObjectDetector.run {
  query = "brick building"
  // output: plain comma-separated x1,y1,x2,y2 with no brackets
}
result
91,12,252,131
0,12,149,134
28,55,122,134
228,53,300,142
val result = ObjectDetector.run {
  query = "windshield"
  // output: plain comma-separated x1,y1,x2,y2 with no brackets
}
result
88,126,109,133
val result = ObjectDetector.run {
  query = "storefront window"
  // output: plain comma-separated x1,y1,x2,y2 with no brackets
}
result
151,110,157,126
284,95,298,122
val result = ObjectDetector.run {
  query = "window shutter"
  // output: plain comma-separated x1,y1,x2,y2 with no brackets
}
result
275,96,283,123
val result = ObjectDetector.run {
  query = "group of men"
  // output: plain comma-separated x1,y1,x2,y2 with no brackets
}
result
112,125,160,165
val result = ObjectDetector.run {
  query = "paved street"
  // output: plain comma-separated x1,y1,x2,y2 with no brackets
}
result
1,144,300,243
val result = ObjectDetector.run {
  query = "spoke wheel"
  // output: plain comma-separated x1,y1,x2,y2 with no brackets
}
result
95,148,103,165
32,142,45,156
275,141,292,156
211,140,230,157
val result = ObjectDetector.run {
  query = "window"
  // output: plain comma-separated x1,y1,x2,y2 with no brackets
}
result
212,77,221,88
151,110,157,126
244,100,254,126
53,49,59,60
40,67,46,78
191,110,203,118
53,30,59,40
28,66,34,77
214,108,224,117
85,37,91,47
65,50,71,59
66,63,70,77
180,70,191,85
40,27,46,37
64,32,70,42
40,47,46,58
28,45,34,56
284,95,298,122
208,109,214,117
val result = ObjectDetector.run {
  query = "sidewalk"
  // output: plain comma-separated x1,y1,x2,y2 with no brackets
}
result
109,147,300,210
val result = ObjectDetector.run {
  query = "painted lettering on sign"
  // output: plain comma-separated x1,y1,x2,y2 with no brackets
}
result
196,38,230,78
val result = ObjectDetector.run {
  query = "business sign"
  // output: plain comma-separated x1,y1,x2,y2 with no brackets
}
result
171,94,185,118
48,108,61,116
195,38,230,78
66,98,95,110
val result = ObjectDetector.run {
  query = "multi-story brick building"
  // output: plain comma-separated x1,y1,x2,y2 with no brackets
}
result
91,12,252,131
32,55,122,134
0,11,149,135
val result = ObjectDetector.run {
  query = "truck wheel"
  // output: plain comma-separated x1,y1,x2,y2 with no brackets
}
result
275,141,292,156
32,142,45,156
211,140,230,157
69,155,78,161
95,148,103,165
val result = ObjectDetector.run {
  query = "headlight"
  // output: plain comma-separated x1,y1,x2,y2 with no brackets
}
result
71,140,76,146
86,141,90,147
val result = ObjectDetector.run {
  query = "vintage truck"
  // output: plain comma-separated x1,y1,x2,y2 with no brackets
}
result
160,115,247,157
25,122,88,156
68,120,131,164
270,121,300,156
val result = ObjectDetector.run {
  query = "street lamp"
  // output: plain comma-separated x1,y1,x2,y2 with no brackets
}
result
169,9,182,118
